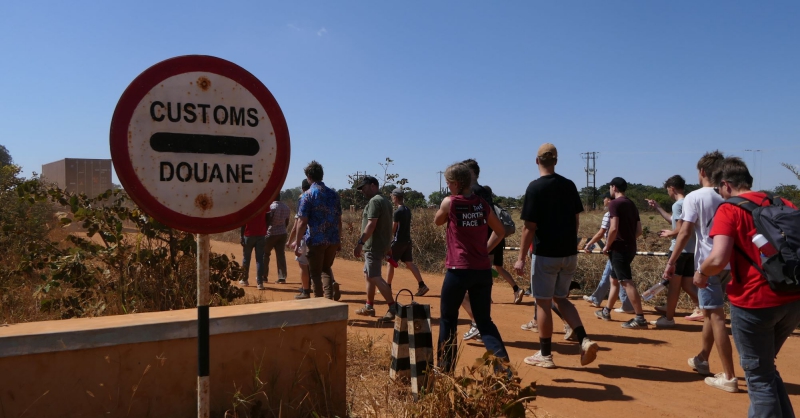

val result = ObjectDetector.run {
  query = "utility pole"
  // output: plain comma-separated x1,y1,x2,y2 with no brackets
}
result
580,152,598,209
437,171,445,193
744,149,762,190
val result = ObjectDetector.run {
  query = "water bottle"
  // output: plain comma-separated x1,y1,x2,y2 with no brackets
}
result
752,234,777,262
642,280,669,301
491,267,499,278
385,255,398,268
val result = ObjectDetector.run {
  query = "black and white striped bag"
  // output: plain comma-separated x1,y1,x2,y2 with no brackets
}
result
389,289,433,399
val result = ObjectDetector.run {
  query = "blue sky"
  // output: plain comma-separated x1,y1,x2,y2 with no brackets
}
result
1,1,798,198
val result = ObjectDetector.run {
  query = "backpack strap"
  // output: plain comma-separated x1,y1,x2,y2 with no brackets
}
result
718,195,769,281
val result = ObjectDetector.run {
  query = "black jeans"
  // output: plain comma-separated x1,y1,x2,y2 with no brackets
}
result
438,268,509,373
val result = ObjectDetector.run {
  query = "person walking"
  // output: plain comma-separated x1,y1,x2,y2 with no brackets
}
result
514,143,599,368
239,211,269,288
264,199,290,285
435,162,509,373
288,179,313,299
386,188,430,296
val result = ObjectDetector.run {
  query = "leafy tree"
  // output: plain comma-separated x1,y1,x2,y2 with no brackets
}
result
0,145,11,167
774,184,800,207
428,190,447,207
403,189,427,209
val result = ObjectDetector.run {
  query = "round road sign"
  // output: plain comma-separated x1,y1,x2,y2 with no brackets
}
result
110,55,290,234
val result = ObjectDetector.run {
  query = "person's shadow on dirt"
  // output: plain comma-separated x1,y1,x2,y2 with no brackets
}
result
564,364,702,383
539,378,634,402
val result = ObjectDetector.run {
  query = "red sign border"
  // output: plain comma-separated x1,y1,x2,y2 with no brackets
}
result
110,55,290,234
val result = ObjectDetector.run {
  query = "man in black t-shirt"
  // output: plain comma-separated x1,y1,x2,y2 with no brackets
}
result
514,143,599,368
386,188,429,296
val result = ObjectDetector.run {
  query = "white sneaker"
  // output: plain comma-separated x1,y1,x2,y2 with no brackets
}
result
563,324,578,341
520,319,538,331
513,288,525,304
582,295,592,302
705,373,738,393
463,324,481,340
688,355,711,376
580,338,599,366
238,279,250,286
256,283,265,290
614,307,635,314
650,316,675,328
524,351,555,368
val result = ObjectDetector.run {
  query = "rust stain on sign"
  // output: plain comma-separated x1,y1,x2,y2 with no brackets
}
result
195,194,213,211
197,76,211,91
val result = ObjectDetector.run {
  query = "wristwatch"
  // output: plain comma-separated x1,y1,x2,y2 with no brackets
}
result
357,240,364,246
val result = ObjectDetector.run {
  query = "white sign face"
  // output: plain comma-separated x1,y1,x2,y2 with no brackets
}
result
110,56,290,234
128,72,276,217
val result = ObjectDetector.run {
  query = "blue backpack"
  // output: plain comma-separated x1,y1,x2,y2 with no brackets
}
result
721,193,800,293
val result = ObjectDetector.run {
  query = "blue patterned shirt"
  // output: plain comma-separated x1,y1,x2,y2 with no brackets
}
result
297,181,342,246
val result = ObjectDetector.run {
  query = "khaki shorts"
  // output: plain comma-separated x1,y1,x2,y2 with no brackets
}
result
363,251,383,278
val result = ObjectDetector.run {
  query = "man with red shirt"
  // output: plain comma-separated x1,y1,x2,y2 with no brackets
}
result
699,157,800,417
239,210,269,288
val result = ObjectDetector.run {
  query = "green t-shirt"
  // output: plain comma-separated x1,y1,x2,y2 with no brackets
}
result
362,194,393,255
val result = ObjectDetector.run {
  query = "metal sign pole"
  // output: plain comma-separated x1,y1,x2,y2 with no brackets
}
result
197,233,210,418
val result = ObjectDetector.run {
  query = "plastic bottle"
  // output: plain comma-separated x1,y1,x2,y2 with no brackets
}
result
385,255,398,268
491,267,499,278
752,234,778,259
641,279,669,301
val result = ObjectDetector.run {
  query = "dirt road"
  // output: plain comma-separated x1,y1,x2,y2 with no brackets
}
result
215,240,800,417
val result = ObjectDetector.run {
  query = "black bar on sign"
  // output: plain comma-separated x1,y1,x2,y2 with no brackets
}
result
150,133,260,156
198,305,210,377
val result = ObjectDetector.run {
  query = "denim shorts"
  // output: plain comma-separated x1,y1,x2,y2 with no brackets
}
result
531,254,577,299
295,239,308,265
698,271,730,310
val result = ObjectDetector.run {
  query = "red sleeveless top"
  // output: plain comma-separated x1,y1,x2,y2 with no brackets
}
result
446,194,492,270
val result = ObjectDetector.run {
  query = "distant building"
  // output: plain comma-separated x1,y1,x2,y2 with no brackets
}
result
41,158,112,197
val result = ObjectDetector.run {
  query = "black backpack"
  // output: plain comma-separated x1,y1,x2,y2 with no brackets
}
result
721,193,800,293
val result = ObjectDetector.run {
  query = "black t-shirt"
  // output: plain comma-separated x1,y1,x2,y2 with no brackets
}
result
472,184,503,254
607,196,640,253
393,205,412,243
520,173,583,257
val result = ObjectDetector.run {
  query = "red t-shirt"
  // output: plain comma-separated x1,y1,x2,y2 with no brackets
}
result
445,194,492,270
710,191,799,309
244,211,268,237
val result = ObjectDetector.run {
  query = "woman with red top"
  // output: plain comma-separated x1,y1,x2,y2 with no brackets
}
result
699,157,800,417
434,162,509,372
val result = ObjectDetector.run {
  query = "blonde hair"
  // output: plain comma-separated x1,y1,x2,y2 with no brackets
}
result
444,163,472,194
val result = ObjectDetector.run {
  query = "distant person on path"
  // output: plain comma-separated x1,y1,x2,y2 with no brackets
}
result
645,175,702,326
662,151,737,392
264,199,290,285
435,162,509,372
386,188,430,297
353,176,398,323
595,177,647,329
288,179,313,299
239,210,269,289
702,156,799,409
294,161,342,300
514,143,599,368
461,160,524,342
582,193,634,313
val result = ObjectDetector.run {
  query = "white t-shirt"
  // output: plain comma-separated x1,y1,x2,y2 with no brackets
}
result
681,187,727,270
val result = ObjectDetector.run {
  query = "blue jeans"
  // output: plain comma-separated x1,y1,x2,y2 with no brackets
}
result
438,269,509,373
589,260,633,311
731,299,800,418
242,236,266,284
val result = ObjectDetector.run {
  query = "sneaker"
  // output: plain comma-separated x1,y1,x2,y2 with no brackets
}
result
276,279,286,284
595,308,611,321
614,307,635,314
621,318,649,329
415,285,430,297
688,355,711,376
650,316,675,328
256,283,265,290
332,282,341,301
580,338,599,366
654,305,667,314
705,373,739,393
685,308,704,322
463,324,481,340
355,304,375,317
238,279,250,286
524,351,555,369
524,289,533,296
295,290,310,300
582,295,592,302
378,309,396,323
521,319,538,331
563,324,578,341
513,288,525,304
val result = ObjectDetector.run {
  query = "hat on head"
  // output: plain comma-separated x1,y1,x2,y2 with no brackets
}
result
609,177,628,192
391,188,404,197
355,175,379,190
537,143,558,160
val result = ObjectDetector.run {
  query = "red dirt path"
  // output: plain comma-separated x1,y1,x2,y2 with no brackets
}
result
214,240,800,417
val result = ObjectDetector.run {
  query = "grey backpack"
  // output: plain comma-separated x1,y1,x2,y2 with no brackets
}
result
493,204,516,237
722,193,800,293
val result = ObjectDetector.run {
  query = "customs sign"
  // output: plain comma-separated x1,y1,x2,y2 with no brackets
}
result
110,55,290,233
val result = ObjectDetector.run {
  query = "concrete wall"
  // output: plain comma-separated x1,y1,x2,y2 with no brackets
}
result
0,299,347,417
40,158,112,197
